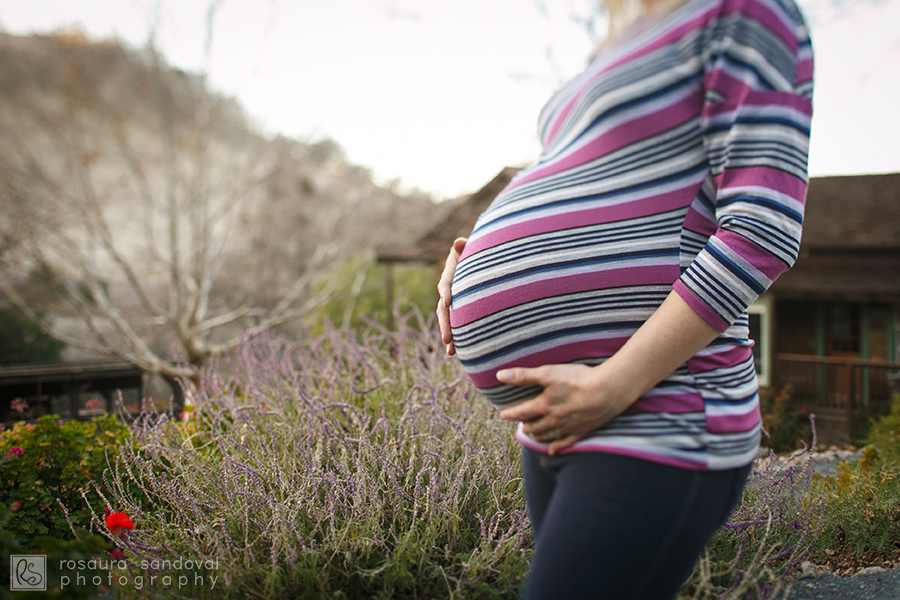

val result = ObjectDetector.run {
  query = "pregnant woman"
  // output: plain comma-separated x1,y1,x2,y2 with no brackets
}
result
436,0,813,597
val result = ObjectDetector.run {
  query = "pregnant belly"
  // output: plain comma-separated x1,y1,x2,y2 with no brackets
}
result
448,241,680,408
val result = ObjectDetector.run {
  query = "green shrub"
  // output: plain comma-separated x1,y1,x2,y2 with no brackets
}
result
684,397,900,597
810,445,900,571
309,254,436,332
1,501,111,600
864,393,900,459
0,414,136,546
801,393,900,570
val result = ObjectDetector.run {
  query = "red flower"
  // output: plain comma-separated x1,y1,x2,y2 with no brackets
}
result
109,547,125,560
9,501,21,513
105,512,135,536
6,447,24,456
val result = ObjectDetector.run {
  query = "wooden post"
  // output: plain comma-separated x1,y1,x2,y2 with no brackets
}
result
861,303,871,407
385,262,395,330
890,303,899,364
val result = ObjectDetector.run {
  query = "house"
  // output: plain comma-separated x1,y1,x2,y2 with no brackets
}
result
0,358,143,426
379,169,900,445
755,172,900,444
0,358,187,427
377,167,521,265
376,167,520,327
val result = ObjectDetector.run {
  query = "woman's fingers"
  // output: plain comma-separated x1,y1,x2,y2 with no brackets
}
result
527,418,560,440
498,401,530,422
437,237,467,306
436,237,467,352
435,298,455,353
437,299,457,355
497,367,557,423
548,434,580,456
497,363,611,453
496,366,546,387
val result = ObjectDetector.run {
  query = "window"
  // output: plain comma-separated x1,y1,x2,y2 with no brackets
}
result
748,301,771,387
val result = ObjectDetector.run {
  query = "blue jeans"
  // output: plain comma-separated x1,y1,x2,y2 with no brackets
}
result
521,448,751,600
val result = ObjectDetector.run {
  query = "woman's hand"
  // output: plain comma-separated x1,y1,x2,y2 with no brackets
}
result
497,364,633,456
436,237,467,356
496,291,721,455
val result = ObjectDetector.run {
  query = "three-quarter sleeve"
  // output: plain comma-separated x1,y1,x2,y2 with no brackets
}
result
673,0,814,332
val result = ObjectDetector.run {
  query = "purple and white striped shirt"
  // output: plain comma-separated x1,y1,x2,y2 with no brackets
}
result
449,0,813,471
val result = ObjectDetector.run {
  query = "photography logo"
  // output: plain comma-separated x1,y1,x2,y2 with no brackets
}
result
10,555,46,591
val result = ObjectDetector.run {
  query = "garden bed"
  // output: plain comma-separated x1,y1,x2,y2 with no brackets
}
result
3,315,900,599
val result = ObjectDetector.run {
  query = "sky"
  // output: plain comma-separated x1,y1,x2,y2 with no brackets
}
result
1,0,898,199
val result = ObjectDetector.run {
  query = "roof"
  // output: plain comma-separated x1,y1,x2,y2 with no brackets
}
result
376,169,900,299
802,172,900,250
0,358,142,385
417,167,520,255
771,252,900,300
771,172,900,298
376,167,520,263
375,194,468,263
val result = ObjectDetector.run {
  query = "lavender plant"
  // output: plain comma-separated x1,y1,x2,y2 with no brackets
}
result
682,419,827,600
70,313,858,599
95,312,531,599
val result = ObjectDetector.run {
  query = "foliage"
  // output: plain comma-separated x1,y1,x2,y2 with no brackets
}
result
0,414,136,546
809,444,900,572
100,314,530,599
2,324,891,598
682,439,826,599
0,502,111,600
863,393,900,458
799,394,900,572
0,307,65,365
848,401,893,448
308,254,436,333
759,385,810,453
684,398,900,598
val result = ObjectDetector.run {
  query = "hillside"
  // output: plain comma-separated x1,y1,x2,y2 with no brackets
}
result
0,31,441,371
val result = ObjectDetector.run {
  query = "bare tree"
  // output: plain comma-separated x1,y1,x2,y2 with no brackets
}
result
0,31,359,380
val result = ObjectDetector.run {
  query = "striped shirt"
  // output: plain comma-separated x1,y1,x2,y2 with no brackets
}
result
448,0,813,471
